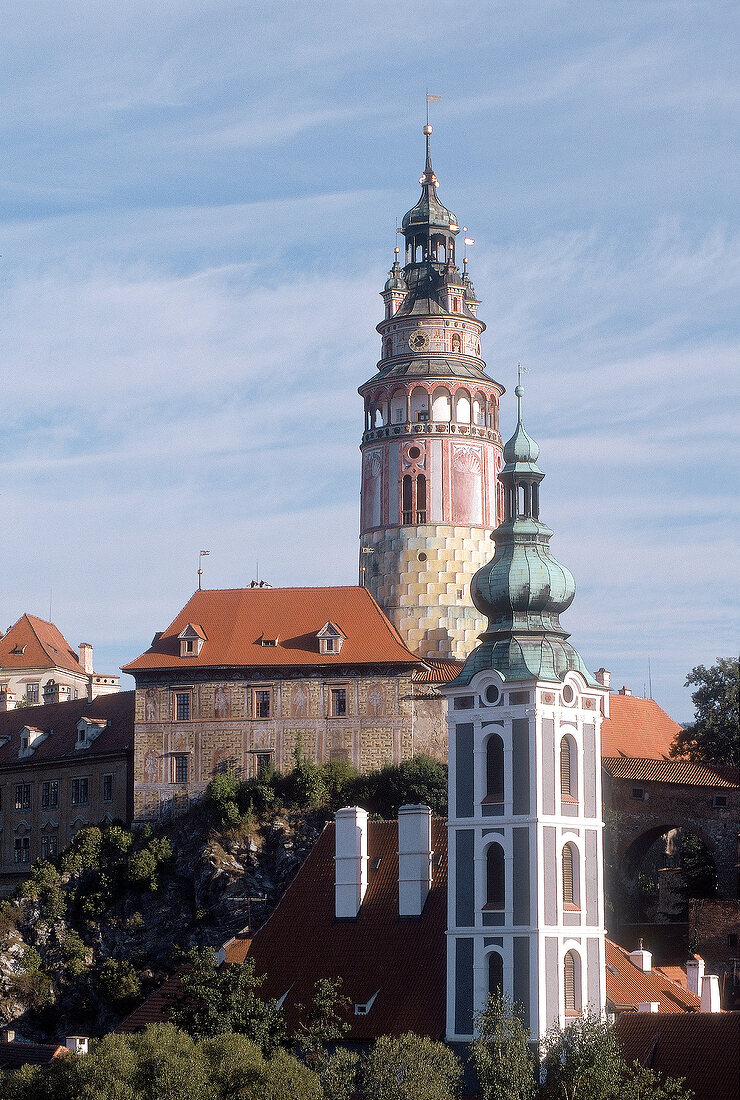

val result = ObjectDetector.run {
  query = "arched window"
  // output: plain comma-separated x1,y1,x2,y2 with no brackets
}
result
562,843,579,909
485,844,505,909
485,734,504,803
451,333,462,354
564,950,581,1013
402,476,413,524
560,736,577,801
488,951,503,998
416,475,427,522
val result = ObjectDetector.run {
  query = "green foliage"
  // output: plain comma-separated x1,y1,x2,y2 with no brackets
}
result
540,1013,624,1100
320,757,359,809
618,1061,693,1100
202,1031,322,1100
347,754,448,818
679,834,717,898
126,836,172,891
207,767,242,827
60,929,90,978
18,861,66,922
60,827,104,877
671,657,739,767
471,992,536,1100
98,958,143,1007
292,978,356,1097
362,1032,463,1100
19,945,41,973
167,948,286,1053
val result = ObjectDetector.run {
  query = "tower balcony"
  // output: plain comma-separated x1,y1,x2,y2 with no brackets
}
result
362,421,501,445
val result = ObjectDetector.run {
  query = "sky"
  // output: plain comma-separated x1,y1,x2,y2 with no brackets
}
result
1,0,737,722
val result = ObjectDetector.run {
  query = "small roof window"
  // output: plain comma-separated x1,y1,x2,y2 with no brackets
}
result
177,624,205,658
316,622,346,655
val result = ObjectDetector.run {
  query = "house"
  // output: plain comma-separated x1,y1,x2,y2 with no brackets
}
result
122,586,437,823
0,692,134,892
614,1012,740,1100
0,614,119,711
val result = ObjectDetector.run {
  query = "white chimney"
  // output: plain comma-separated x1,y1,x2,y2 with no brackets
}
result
595,668,611,689
618,686,632,696
629,942,652,973
65,1036,89,1054
638,1002,660,1013
686,955,705,996
398,804,433,918
700,974,721,1013
335,807,368,920
78,643,94,675
1,1029,16,1043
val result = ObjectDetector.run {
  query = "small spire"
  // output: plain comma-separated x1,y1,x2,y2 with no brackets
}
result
515,363,529,426
423,123,433,176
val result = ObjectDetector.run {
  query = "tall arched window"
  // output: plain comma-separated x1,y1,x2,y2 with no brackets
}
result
416,475,426,522
560,736,577,801
402,476,413,523
488,951,503,997
564,950,581,1013
562,843,579,909
485,844,505,909
485,734,504,803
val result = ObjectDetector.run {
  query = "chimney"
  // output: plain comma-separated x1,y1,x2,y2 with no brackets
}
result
617,686,632,696
1,1029,16,1043
629,941,653,973
594,668,611,689
398,804,433,918
686,955,705,996
335,807,368,919
65,1036,89,1054
78,643,94,675
700,974,721,1013
637,1002,660,1013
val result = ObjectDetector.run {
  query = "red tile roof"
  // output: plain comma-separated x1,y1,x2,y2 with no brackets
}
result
601,695,682,760
603,756,739,788
413,659,465,684
0,1041,66,1067
614,1012,740,1100
0,615,83,676
123,588,421,673
605,940,700,1013
0,692,134,766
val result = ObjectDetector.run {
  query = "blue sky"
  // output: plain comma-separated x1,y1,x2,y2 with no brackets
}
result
1,1,737,721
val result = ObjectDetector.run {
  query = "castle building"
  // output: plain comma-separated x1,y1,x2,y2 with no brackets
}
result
358,127,505,662
442,383,608,1041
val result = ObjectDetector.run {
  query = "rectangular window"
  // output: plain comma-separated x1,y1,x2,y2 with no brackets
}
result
102,774,113,802
255,752,272,779
713,794,728,808
14,837,30,864
329,687,347,717
184,639,194,654
41,781,59,809
40,835,58,860
630,787,645,801
15,784,31,811
174,755,189,784
175,692,191,721
26,683,39,705
253,689,271,719
71,778,89,806
453,696,474,710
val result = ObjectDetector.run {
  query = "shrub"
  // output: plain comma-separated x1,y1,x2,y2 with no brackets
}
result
98,957,142,1007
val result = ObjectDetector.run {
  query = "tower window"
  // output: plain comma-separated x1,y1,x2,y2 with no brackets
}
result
560,737,577,801
485,844,505,910
485,734,504,803
451,333,462,353
564,950,581,1014
562,843,580,909
488,951,503,998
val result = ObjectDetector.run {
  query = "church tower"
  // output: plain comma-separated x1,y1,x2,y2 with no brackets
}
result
358,127,505,661
442,381,607,1043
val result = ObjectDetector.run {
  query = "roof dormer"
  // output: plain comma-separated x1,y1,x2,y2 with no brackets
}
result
178,623,206,658
258,634,279,648
317,622,346,656
19,725,48,758
75,717,108,750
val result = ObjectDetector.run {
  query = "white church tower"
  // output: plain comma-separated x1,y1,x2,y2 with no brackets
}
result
442,381,607,1043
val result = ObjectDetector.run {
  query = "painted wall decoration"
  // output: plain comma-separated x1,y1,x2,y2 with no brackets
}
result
145,689,159,721
367,682,386,716
290,681,310,717
363,450,383,529
143,750,159,785
214,683,231,720
452,445,484,525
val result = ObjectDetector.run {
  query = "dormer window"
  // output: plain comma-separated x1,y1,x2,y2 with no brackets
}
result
178,624,205,658
317,622,346,656
75,718,107,750
259,636,278,647
18,726,46,758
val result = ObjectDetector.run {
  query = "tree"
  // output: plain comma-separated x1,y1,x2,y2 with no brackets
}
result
671,658,739,767
166,948,285,1053
362,1032,462,1100
540,1013,623,1100
293,978,357,1100
617,1061,693,1100
470,991,536,1100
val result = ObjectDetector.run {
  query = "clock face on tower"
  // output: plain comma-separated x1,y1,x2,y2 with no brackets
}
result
408,328,430,352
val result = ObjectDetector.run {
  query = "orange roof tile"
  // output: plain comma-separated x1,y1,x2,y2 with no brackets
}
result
601,695,682,760
0,614,83,676
603,757,739,788
123,587,421,674
614,1012,740,1100
413,659,465,684
605,940,700,1013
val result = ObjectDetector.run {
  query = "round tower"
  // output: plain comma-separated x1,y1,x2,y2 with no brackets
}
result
359,126,505,661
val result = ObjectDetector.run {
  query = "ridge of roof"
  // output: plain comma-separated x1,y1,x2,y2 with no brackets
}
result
601,694,682,760
0,614,83,676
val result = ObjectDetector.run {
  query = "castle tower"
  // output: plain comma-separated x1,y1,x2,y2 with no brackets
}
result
358,127,505,661
442,382,607,1042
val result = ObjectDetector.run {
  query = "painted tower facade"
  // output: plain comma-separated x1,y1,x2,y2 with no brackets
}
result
359,127,504,661
443,384,607,1042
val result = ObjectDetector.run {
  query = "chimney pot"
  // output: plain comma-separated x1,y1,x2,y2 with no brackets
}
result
595,668,611,688
1,1029,16,1043
629,945,653,973
65,1036,89,1054
686,955,705,996
78,643,94,676
700,974,721,1013
398,804,433,918
618,686,632,696
334,807,368,920
638,1002,660,1013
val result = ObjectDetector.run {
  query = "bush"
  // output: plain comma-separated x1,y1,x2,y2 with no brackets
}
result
362,1032,462,1100
206,768,242,827
98,957,142,1007
126,837,172,891
19,945,42,973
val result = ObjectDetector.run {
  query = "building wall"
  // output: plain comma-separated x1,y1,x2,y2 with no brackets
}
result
0,753,130,893
0,667,119,710
132,670,416,822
